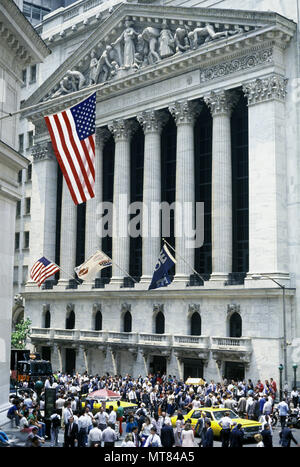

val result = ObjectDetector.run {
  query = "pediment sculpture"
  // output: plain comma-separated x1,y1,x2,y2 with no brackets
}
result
45,17,248,101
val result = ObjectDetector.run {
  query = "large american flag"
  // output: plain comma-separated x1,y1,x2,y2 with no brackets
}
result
30,257,60,287
45,93,96,205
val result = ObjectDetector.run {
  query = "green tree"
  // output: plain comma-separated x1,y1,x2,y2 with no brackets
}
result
11,318,32,350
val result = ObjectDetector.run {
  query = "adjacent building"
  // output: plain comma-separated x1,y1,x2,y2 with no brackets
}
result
19,0,300,385
0,0,49,425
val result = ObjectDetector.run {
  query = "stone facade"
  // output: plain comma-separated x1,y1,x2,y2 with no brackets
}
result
18,1,300,386
0,0,49,426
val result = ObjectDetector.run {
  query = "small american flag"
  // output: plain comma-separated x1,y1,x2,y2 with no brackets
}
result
30,257,60,287
44,93,96,205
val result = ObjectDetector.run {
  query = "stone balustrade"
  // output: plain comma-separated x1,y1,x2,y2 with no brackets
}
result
30,328,252,354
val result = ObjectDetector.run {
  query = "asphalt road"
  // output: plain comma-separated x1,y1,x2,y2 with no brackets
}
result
3,422,299,448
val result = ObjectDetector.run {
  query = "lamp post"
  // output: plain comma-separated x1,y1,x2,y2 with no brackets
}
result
252,275,288,384
293,363,298,389
279,364,284,401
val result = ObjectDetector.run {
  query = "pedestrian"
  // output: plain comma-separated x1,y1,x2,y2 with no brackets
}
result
174,412,184,446
202,420,214,448
144,426,162,447
261,423,273,448
160,420,175,448
116,401,124,437
291,387,299,408
254,433,264,447
94,406,108,432
126,415,138,433
181,422,195,447
229,423,244,448
132,426,142,447
64,415,78,448
107,405,117,431
219,411,233,448
121,433,135,447
279,422,300,447
87,420,102,447
77,409,91,447
140,416,152,447
25,426,45,447
102,422,117,447
50,409,61,447
278,398,289,429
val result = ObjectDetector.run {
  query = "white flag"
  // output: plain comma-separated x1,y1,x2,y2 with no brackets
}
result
75,250,112,281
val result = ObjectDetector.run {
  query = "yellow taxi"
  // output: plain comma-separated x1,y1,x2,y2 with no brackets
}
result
81,398,138,416
171,407,262,441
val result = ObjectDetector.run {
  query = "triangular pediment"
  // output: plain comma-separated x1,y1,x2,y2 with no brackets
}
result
24,2,296,113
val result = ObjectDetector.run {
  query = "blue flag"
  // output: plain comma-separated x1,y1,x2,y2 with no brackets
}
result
149,244,176,290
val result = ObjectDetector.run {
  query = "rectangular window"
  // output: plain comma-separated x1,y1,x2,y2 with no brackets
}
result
15,233,20,251
18,134,24,153
22,69,27,85
27,163,32,182
16,201,21,217
25,197,31,215
13,266,18,284
24,231,30,249
27,131,34,148
30,65,37,84
18,170,22,184
22,266,28,285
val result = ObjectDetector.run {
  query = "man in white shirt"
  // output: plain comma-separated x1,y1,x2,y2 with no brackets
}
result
94,407,109,432
219,412,233,448
102,423,117,447
144,427,162,447
88,420,102,447
78,411,91,447
108,405,117,430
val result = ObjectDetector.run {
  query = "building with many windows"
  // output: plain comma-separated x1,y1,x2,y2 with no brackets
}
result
0,0,49,425
18,0,300,384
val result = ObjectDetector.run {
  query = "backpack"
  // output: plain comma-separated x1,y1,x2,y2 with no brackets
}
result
52,415,60,428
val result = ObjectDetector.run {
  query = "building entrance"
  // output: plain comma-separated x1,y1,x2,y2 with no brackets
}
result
149,356,167,376
183,359,204,381
65,348,76,375
224,361,245,381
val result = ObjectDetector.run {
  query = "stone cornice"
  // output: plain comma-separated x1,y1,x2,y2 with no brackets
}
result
22,2,295,112
0,0,50,63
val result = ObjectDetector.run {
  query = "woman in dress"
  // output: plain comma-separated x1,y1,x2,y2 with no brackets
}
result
174,413,185,446
181,422,195,447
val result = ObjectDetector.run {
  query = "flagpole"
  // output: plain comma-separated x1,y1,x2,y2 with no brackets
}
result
162,238,206,284
52,261,81,285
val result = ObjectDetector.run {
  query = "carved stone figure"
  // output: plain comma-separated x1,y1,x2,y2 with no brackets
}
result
159,24,175,59
141,26,161,65
174,27,190,53
65,69,86,91
51,76,72,98
95,45,114,82
188,24,230,49
112,19,139,69
89,49,99,85
134,33,149,68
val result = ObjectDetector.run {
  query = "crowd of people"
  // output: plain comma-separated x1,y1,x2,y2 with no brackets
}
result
2,371,300,448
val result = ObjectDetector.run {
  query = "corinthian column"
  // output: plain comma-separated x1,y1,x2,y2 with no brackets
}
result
243,74,289,286
204,90,236,284
169,100,201,283
58,178,77,286
137,110,168,283
85,128,110,260
107,119,137,286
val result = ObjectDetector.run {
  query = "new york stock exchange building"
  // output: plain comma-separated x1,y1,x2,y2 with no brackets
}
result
22,0,300,384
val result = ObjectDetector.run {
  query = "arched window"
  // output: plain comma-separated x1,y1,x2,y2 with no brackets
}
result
229,312,242,338
94,310,102,331
124,311,132,333
66,310,75,330
44,310,51,329
190,312,201,336
155,312,165,334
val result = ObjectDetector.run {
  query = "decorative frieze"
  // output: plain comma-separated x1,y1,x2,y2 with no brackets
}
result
200,48,273,83
242,74,288,105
